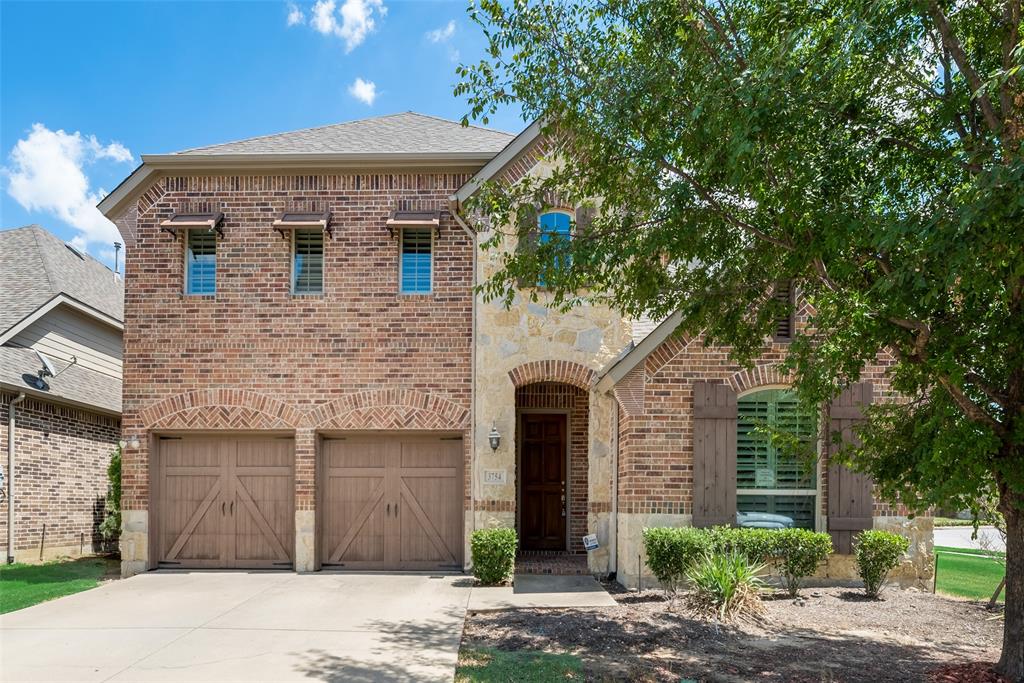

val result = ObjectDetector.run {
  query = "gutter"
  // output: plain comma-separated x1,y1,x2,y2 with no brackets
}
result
7,392,26,563
448,198,479,547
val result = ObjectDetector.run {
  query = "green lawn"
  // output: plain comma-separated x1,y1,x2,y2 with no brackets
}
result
457,648,583,682
935,547,1005,603
932,517,978,527
0,557,118,614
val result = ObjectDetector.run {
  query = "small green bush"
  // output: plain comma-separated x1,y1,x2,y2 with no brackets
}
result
707,526,779,564
686,551,766,622
470,528,517,585
99,446,122,542
854,530,910,597
771,528,833,596
643,527,711,593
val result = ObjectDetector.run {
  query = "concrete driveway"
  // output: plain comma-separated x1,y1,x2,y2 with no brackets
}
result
0,571,472,682
934,525,1006,552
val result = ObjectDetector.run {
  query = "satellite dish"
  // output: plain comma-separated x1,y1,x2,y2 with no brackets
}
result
35,350,57,378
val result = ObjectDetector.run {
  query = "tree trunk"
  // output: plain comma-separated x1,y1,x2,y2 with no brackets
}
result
997,489,1023,681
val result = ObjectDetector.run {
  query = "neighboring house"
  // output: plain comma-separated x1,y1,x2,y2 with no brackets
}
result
0,225,123,562
98,112,931,586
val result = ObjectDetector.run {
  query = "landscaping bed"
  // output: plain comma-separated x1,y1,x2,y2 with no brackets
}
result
460,584,1004,682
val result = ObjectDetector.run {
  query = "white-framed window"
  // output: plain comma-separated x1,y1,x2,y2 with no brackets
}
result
292,228,324,295
185,229,216,295
736,388,818,529
400,227,432,294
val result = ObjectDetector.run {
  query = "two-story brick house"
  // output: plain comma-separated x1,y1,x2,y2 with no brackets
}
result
99,113,932,585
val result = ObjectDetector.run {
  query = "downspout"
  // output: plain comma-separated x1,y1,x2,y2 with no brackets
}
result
7,392,26,564
449,199,478,544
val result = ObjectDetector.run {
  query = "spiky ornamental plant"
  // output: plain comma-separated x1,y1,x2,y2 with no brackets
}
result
456,0,1024,675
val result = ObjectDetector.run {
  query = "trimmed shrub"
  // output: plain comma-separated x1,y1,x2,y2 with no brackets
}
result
707,526,779,565
470,528,518,585
854,530,910,597
771,528,833,596
643,527,712,593
686,551,766,622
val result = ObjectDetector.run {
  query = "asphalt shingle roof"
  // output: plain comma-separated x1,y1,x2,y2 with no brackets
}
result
0,346,121,414
175,112,514,156
0,225,123,336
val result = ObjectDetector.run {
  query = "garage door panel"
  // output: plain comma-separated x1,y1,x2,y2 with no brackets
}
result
321,435,463,570
156,436,294,569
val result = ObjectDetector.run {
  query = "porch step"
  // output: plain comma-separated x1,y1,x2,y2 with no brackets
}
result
515,552,591,576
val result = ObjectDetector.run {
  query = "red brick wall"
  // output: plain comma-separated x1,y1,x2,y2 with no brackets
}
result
0,393,120,556
615,324,900,520
516,382,589,552
118,171,475,516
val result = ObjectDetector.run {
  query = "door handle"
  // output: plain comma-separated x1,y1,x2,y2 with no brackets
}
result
230,501,234,515
221,501,226,515
395,502,399,517
386,503,391,516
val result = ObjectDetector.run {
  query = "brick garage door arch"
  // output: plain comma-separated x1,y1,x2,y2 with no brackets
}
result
508,360,597,391
303,388,469,430
140,389,302,430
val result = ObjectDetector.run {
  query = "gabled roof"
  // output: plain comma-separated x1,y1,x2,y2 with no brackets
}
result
451,119,543,206
595,311,682,393
175,112,514,156
99,112,516,223
0,225,123,338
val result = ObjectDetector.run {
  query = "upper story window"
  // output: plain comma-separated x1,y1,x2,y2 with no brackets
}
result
736,389,817,529
185,229,216,295
292,228,324,295
400,228,432,294
536,211,573,286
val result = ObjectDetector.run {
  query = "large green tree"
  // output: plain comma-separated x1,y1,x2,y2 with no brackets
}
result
456,0,1024,676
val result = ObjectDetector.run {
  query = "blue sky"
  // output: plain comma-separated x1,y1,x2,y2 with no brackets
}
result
0,0,525,264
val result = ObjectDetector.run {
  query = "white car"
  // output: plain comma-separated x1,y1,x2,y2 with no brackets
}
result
736,511,794,529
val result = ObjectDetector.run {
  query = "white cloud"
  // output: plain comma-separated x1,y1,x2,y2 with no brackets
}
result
3,123,133,249
310,0,385,52
426,20,455,43
286,2,304,26
348,77,377,105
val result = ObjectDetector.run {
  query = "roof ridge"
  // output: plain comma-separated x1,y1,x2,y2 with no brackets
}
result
175,112,513,155
29,225,58,296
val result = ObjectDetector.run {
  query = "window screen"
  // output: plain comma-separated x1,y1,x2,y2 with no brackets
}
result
292,228,324,294
400,228,432,294
186,229,216,295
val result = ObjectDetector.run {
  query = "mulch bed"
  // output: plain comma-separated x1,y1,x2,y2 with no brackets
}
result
461,584,1005,682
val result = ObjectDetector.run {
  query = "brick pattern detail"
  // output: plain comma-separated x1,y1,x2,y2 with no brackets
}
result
304,389,469,430
508,360,597,391
516,382,589,552
0,393,120,555
118,171,474,516
475,500,516,512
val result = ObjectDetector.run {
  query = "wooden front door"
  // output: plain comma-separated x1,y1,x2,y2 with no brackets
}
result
520,413,567,550
157,436,295,569
320,435,463,570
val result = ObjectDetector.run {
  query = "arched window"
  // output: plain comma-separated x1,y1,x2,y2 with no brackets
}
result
538,211,573,279
737,389,818,529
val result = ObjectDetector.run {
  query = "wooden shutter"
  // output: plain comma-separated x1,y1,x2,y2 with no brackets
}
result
516,203,541,288
827,382,875,553
773,280,794,339
692,381,738,527
574,205,596,235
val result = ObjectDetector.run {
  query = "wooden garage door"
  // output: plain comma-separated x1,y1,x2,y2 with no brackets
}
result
321,435,463,570
157,436,294,569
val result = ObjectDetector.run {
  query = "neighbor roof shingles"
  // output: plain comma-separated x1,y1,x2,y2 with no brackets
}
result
0,225,124,336
174,112,514,157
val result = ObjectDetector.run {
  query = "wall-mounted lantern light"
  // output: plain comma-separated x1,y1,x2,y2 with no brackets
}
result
488,423,501,451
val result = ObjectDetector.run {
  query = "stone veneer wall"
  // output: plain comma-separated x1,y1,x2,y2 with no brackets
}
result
0,392,120,562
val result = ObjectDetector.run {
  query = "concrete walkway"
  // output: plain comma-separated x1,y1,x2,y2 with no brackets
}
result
1,572,472,682
934,525,1005,552
468,574,617,611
